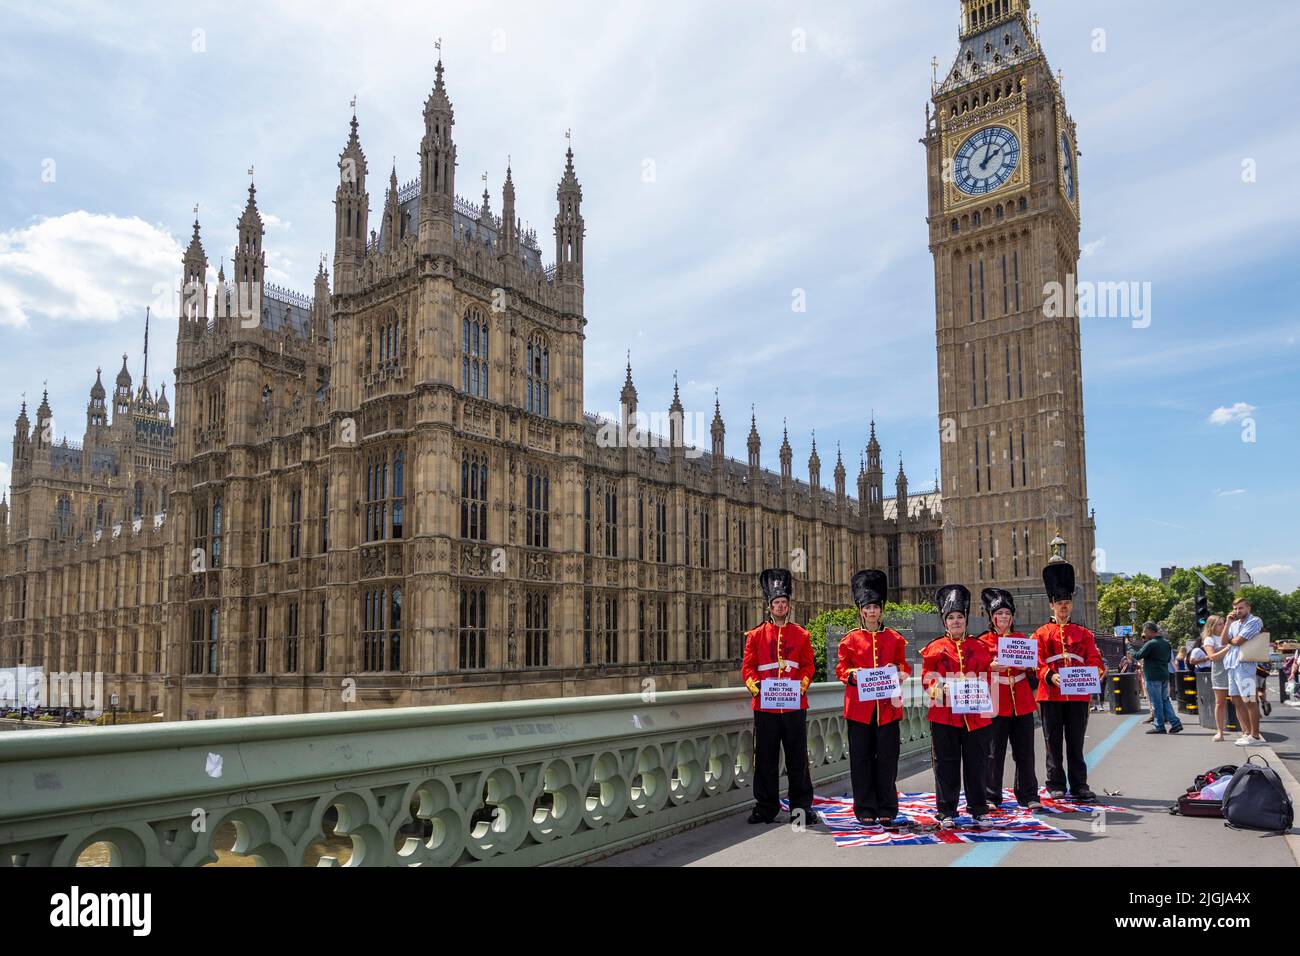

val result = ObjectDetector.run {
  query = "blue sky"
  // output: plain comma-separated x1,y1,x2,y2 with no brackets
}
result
1,0,1297,592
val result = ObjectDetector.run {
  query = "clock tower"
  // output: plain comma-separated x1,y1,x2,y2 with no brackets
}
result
925,0,1097,625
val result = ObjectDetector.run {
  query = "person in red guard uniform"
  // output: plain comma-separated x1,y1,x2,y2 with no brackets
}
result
979,588,1041,810
741,568,816,824
921,584,995,829
1033,562,1105,802
836,569,911,829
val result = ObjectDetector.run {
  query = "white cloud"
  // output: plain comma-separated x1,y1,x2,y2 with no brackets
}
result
1250,564,1300,593
1216,488,1247,496
1082,237,1107,257
0,212,181,328
1207,402,1256,425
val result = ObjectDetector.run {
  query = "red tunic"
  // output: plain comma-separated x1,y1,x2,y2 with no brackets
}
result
741,621,815,713
978,630,1039,717
921,635,994,730
835,627,911,725
1034,621,1105,703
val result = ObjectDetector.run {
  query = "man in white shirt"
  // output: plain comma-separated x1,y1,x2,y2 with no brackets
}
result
1223,596,1265,746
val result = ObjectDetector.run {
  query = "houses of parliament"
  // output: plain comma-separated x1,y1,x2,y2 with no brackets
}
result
0,0,1093,720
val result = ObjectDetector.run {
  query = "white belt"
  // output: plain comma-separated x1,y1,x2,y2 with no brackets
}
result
994,674,1027,685
1043,652,1083,665
757,661,799,672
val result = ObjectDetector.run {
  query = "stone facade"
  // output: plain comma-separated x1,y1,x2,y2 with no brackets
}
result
1,60,947,719
926,0,1097,626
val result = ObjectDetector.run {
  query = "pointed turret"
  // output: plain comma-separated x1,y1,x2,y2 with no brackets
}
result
834,443,846,500
35,388,53,448
808,431,821,489
747,407,761,474
554,142,584,303
419,57,457,232
114,353,132,421
335,111,369,291
11,400,31,474
381,162,400,248
156,381,170,417
866,416,884,519
234,181,265,326
619,353,637,432
181,217,208,323
895,454,909,521
501,162,517,258
668,372,684,457
710,390,725,460
86,366,107,432
312,260,331,342
779,421,793,485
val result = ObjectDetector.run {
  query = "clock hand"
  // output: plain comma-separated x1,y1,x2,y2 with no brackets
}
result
979,147,1002,172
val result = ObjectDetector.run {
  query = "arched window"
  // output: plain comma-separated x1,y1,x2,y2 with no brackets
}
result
461,307,489,399
96,500,104,528
525,333,550,417
211,496,223,567
134,481,143,518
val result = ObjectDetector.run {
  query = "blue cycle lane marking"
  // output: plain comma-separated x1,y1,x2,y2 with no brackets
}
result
950,714,1141,868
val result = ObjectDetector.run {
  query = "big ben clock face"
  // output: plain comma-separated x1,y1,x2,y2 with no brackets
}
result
953,126,1021,196
1061,134,1075,201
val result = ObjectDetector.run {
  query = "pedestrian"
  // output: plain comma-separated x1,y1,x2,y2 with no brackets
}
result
741,568,816,823
921,584,995,829
979,587,1041,810
1174,645,1189,672
1187,636,1210,673
1200,615,1233,739
836,569,910,829
1222,595,1266,747
1132,622,1183,734
1034,562,1105,802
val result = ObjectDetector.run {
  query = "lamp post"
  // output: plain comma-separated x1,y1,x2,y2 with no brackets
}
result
1128,596,1138,637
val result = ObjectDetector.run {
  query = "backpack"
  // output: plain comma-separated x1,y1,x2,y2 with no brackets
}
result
1169,764,1239,819
1221,755,1294,832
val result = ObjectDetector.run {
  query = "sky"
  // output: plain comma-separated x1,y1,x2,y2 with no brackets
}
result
1,0,1297,592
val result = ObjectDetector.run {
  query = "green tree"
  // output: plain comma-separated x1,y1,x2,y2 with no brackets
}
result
1097,577,1175,633
806,602,937,681
1237,585,1291,640
1166,565,1235,616
1160,596,1197,648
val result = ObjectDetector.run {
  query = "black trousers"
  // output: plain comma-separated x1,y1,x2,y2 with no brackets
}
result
847,718,901,819
986,712,1039,806
930,722,992,817
1040,700,1090,794
753,709,815,818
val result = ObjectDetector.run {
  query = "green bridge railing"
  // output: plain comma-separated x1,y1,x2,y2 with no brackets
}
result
0,681,932,866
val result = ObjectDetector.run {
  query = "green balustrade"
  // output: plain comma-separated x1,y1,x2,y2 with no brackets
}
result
0,681,931,867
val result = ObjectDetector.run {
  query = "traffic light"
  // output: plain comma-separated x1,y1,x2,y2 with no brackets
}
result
1195,585,1209,628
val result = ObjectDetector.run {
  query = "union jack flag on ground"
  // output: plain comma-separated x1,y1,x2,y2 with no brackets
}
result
782,789,1126,847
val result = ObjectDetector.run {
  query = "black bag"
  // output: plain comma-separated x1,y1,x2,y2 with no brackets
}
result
1221,755,1294,832
1169,764,1238,819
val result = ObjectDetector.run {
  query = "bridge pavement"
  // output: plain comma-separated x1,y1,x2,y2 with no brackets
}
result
596,704,1300,867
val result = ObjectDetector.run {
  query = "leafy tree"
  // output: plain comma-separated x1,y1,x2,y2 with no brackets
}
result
1098,578,1175,633
1236,585,1292,641
1160,596,1198,648
1166,565,1235,616
806,602,937,681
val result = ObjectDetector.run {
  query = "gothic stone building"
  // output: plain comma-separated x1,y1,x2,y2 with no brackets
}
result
1,59,947,719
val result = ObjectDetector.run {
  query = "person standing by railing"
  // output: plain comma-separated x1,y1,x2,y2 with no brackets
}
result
1223,595,1265,747
741,568,816,824
921,584,995,829
1033,562,1104,802
836,569,910,829
1131,622,1183,735
979,588,1042,810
